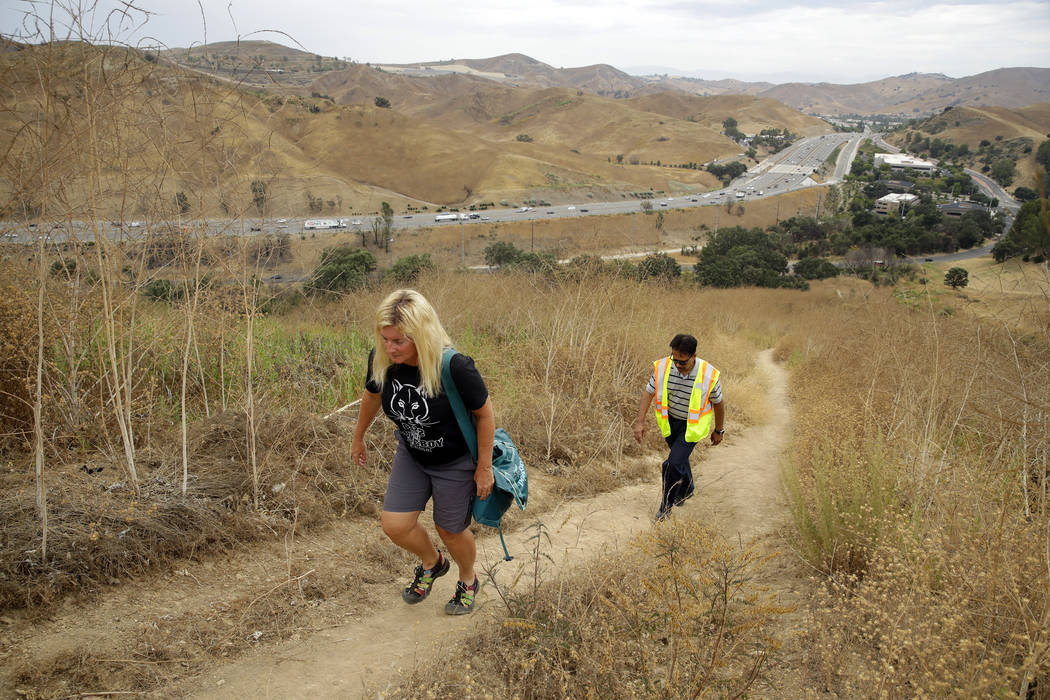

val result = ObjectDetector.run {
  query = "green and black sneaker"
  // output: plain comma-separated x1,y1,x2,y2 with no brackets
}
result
402,552,450,604
445,577,479,616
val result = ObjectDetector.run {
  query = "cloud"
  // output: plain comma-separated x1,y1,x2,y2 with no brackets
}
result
2,0,1048,82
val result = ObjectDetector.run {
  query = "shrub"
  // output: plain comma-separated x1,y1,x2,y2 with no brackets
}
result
387,253,435,283
944,266,968,289
306,246,376,294
637,252,680,280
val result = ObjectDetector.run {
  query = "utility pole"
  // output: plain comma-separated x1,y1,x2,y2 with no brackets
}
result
460,220,465,266
531,220,534,252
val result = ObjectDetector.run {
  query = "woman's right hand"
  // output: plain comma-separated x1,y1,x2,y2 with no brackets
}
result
351,439,367,467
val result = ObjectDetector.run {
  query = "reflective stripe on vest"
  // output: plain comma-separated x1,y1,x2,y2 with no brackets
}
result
653,357,720,443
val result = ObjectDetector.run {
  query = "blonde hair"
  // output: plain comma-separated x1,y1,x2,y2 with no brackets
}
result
371,289,452,397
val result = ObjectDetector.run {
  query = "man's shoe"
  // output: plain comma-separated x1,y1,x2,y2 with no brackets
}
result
445,577,479,615
402,552,450,604
655,505,672,522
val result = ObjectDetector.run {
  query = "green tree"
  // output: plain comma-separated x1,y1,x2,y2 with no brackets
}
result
174,191,190,214
944,267,969,289
993,199,1050,261
374,96,391,108
722,117,742,141
1013,186,1039,202
637,253,680,280
793,257,839,280
694,226,790,288
250,180,268,214
307,246,376,294
484,241,522,267
990,158,1016,187
1035,140,1050,171
387,254,435,283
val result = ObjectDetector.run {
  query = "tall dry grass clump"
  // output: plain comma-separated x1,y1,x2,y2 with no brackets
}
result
782,285,1049,696
385,518,789,699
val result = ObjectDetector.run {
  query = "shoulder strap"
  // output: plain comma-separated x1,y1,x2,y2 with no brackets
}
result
441,347,479,461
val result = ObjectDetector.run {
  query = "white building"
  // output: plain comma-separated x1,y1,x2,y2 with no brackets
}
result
875,193,919,217
873,153,937,174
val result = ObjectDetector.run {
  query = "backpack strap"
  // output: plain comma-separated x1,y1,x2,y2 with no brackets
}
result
441,347,478,462
442,347,513,561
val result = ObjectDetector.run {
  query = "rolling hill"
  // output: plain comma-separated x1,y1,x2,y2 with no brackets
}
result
885,103,1050,190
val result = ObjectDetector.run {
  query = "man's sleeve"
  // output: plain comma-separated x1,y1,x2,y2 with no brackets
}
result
708,378,723,404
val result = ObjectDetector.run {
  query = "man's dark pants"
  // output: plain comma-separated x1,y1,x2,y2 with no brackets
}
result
660,417,697,513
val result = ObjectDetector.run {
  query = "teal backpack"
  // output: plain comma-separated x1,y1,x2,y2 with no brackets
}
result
441,348,527,560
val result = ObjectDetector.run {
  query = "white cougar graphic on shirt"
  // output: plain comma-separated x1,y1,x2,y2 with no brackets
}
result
389,379,444,452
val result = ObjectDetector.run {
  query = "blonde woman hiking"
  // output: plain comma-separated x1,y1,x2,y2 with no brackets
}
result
351,289,494,615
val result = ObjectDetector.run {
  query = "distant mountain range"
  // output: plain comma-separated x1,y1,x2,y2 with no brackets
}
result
395,55,1050,116
161,43,1049,117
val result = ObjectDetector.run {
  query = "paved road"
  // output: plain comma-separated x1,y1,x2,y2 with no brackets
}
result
0,133,867,244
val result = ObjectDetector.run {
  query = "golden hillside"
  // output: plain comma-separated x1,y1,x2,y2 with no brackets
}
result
886,104,1050,190
0,41,830,219
627,93,831,136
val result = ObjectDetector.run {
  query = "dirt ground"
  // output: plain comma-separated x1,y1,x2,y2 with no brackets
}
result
0,350,814,698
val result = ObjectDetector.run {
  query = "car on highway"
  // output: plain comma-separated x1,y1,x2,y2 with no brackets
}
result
567,206,576,210
351,220,362,226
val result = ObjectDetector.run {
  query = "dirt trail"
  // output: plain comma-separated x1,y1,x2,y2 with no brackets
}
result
176,349,795,698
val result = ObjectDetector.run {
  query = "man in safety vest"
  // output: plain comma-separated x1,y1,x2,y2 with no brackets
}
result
632,333,725,521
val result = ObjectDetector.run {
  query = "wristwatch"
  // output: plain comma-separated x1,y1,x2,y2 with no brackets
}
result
713,428,725,435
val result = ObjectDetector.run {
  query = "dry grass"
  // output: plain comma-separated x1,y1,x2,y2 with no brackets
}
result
782,278,1050,697
3,16,1049,698
384,519,790,699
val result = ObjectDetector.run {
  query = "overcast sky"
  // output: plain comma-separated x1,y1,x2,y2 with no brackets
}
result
3,0,1049,83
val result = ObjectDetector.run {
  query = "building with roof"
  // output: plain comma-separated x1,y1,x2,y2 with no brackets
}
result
938,200,987,218
876,179,916,193
874,153,938,174
875,193,919,217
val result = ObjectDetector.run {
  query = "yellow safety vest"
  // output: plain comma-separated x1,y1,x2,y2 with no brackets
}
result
653,357,720,443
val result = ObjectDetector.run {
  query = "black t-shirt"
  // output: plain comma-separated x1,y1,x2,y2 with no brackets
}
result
365,349,489,466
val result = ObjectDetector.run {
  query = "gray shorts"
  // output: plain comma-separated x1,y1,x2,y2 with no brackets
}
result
383,440,476,533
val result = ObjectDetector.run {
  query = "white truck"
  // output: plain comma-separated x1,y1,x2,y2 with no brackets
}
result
304,218,347,230
434,213,458,222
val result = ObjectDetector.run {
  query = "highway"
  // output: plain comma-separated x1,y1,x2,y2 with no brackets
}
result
0,132,867,244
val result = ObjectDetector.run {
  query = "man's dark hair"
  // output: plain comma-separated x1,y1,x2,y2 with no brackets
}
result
669,334,697,356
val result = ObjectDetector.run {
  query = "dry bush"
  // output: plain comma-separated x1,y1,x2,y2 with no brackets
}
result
384,519,790,699
0,277,37,446
0,406,387,612
783,284,1050,697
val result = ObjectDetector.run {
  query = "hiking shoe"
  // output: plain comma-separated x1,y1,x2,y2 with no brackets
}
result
655,506,672,522
402,552,450,604
445,577,479,615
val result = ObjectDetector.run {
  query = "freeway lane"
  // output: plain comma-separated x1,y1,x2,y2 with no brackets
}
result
0,132,867,244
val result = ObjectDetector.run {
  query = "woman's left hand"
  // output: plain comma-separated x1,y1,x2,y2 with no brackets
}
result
475,464,495,501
